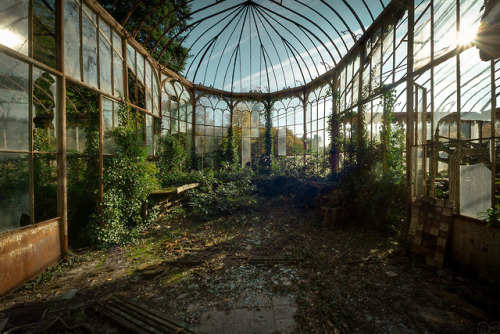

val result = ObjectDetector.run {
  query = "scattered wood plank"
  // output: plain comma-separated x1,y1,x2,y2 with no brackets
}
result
0,318,8,333
343,257,373,265
95,298,207,334
94,304,151,334
183,247,206,252
175,183,199,194
427,287,491,320
109,299,178,333
116,298,205,334
193,271,210,280
229,256,303,264
153,270,169,280
162,260,205,266
150,183,199,197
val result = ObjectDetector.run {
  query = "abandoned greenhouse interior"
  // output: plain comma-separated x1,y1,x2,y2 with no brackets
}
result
1,0,500,332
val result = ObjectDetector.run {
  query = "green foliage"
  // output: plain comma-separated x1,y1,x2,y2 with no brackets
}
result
187,166,257,219
89,102,159,247
157,133,187,185
0,157,30,222
480,176,500,227
97,0,191,73
259,102,274,174
379,89,405,182
67,108,100,246
327,88,406,232
216,127,238,168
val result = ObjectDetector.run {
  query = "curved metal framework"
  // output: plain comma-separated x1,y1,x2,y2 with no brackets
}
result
114,0,390,93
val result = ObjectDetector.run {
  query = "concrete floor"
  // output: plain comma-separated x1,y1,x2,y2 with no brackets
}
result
196,295,297,334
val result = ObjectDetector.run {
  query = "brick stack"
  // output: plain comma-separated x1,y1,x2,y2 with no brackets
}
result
407,196,454,268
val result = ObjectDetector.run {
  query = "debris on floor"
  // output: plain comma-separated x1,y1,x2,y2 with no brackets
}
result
0,197,499,333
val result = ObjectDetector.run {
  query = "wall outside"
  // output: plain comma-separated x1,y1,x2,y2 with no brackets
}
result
0,219,62,296
449,215,500,285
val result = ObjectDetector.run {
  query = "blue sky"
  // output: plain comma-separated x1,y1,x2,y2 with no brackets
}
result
181,0,390,93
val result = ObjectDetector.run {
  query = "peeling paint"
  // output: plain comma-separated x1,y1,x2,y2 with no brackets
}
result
0,219,62,296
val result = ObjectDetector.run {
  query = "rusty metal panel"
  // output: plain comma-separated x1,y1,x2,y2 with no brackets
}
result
0,219,61,296
449,216,500,285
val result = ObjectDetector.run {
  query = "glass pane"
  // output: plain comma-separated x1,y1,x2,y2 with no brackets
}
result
434,0,456,59
33,0,56,68
112,30,122,56
137,53,145,83
412,147,425,198
372,98,383,144
99,23,112,95
34,153,57,223
251,111,259,137
146,114,153,156
0,53,29,151
161,114,170,135
413,1,431,71
127,43,136,73
394,11,408,82
0,0,29,55
82,4,98,88
434,58,457,142
67,147,98,242
153,73,160,116
278,127,286,156
64,0,81,80
0,153,30,233
460,143,491,218
102,98,114,154
66,83,98,153
33,69,57,152
382,23,394,85
460,48,491,122
242,136,251,167
145,61,152,94
113,49,123,97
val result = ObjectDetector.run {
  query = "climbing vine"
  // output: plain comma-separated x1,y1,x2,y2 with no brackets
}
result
89,101,159,247
259,99,274,174
379,88,405,181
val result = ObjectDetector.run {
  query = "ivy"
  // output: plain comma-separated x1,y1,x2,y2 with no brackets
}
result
88,102,159,247
157,133,187,185
378,88,406,182
259,99,274,174
327,87,406,232
217,126,238,169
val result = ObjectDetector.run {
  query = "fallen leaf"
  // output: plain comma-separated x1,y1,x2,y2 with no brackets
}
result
212,264,224,271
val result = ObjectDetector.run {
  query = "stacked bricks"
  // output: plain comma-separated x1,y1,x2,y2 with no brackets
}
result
408,196,454,268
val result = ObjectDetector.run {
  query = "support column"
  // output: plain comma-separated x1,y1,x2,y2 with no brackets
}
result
491,60,496,208
56,0,68,258
404,0,415,238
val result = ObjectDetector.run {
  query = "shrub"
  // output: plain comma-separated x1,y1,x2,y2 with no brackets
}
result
157,133,187,186
188,165,257,219
88,102,159,247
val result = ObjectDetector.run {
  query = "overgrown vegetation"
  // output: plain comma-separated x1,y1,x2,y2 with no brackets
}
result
216,127,238,168
67,108,100,245
259,101,274,174
480,175,500,227
97,0,191,73
327,88,406,232
156,133,188,186
188,166,257,219
88,102,159,247
62,87,407,248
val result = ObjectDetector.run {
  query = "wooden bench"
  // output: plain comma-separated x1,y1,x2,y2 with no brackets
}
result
148,183,200,212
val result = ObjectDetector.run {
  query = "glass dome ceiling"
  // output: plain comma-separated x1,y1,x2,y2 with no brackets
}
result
115,0,392,93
